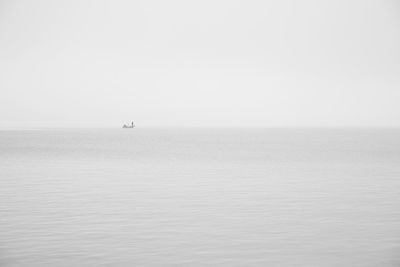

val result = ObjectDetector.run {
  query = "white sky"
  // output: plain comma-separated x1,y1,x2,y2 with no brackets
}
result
0,0,399,127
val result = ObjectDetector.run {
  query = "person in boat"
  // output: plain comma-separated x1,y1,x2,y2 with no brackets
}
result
122,122,135,128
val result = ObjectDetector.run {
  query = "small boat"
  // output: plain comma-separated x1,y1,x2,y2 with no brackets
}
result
123,122,135,128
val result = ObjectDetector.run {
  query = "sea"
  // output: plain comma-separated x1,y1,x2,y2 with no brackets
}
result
0,128,399,266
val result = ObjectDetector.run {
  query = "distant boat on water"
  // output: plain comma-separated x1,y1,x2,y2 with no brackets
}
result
123,122,135,128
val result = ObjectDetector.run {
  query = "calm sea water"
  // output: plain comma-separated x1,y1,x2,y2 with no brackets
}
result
0,128,399,266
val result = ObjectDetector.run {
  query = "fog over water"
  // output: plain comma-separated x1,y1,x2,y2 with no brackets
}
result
0,0,400,128
1,1,400,266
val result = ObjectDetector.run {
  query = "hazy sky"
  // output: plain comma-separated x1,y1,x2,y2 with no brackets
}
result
0,0,399,127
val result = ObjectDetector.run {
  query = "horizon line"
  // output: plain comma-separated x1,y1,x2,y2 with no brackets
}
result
1,125,400,131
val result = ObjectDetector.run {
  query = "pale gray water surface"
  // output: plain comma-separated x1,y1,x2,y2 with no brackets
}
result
0,128,400,266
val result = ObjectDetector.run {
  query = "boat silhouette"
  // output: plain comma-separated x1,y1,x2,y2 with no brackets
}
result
123,122,135,128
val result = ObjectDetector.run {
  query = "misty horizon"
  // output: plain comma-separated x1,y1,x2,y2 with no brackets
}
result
1,2,400,266
1,0,399,128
